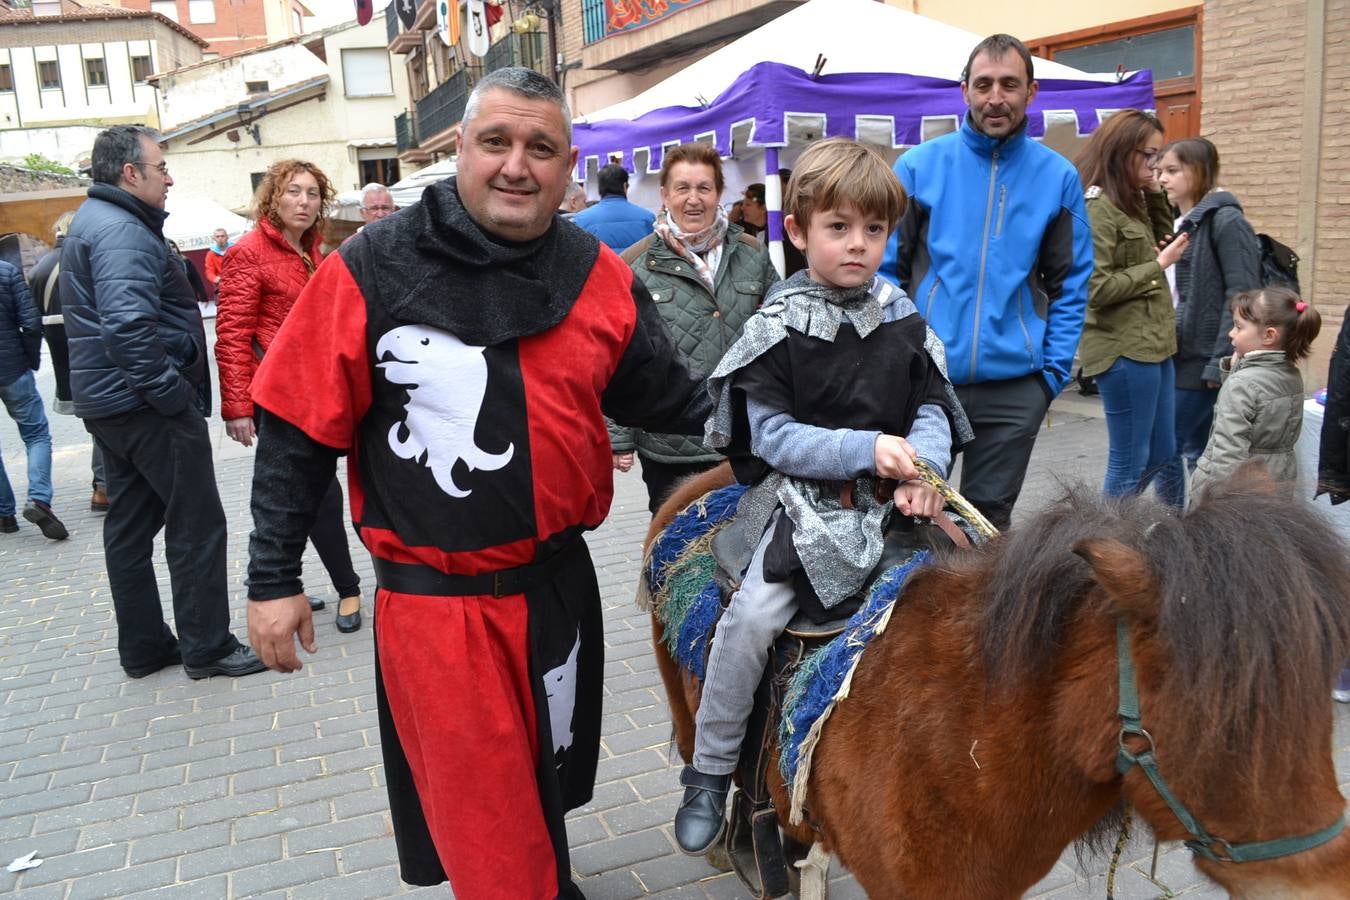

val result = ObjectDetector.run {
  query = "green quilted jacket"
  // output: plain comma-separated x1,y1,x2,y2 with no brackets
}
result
609,224,775,463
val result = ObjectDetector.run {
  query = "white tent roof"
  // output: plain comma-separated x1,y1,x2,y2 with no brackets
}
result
163,193,251,252
331,158,458,221
578,0,1117,125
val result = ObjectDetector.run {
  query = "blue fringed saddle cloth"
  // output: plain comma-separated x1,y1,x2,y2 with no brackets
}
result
642,483,955,822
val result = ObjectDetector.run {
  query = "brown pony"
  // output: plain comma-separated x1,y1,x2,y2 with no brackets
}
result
645,463,1350,898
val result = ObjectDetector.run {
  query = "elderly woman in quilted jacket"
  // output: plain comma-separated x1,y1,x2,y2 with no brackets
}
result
216,159,364,633
610,142,777,514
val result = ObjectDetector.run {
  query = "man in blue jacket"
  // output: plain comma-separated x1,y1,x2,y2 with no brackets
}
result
572,163,655,252
61,125,264,680
0,260,67,540
881,33,1092,529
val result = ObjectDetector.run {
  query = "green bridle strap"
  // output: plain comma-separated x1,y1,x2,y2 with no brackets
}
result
1114,616,1346,863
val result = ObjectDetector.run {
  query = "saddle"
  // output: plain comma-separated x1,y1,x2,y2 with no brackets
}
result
707,510,963,898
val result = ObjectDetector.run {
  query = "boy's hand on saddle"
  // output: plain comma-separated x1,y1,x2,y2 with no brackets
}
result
894,481,943,518
874,434,919,481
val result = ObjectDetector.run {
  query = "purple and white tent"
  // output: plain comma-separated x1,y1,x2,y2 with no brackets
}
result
572,0,1155,273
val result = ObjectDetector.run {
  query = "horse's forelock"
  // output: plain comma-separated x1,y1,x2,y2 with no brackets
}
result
974,485,1130,681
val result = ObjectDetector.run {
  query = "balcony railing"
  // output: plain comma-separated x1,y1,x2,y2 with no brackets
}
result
483,32,547,78
415,65,479,142
582,0,605,45
395,110,418,153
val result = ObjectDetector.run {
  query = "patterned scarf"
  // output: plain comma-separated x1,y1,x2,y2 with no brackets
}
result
653,204,730,292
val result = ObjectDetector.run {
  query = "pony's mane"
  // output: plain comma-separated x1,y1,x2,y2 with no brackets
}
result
969,467,1350,771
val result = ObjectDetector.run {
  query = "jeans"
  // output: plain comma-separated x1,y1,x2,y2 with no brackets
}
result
0,370,54,516
1154,387,1219,507
1096,357,1178,501
85,407,238,669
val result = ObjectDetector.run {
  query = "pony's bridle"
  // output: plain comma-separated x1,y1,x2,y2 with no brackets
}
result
1115,617,1347,862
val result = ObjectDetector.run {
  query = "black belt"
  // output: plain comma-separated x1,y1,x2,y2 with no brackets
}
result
372,539,585,598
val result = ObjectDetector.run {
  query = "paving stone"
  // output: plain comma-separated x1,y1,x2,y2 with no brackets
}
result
311,778,374,815
129,820,234,867
178,788,280,831
9,842,128,888
179,834,283,881
571,829,675,876
602,796,677,836
292,864,408,900
632,851,724,892
78,809,181,850
279,770,375,806
230,758,324,794
32,795,135,833
66,858,183,900
229,848,339,896
133,776,230,814
328,830,400,874
285,812,389,855
126,874,230,900
49,754,141,791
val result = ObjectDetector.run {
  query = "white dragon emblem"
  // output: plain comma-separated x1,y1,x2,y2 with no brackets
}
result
375,324,514,498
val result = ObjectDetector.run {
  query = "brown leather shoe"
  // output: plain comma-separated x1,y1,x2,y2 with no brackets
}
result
90,487,109,513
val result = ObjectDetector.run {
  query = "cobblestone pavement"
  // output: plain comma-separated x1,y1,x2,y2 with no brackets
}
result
2,338,1347,899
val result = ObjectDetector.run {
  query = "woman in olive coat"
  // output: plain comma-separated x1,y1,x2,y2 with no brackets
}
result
1076,110,1190,500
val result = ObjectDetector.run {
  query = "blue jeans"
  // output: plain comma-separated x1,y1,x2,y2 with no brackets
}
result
1096,357,1178,502
1153,387,1219,507
0,370,54,516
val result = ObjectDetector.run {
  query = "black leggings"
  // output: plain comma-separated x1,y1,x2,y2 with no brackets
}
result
309,476,360,598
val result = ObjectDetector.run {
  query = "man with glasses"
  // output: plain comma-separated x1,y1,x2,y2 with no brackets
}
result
60,125,265,680
358,183,397,227
880,33,1094,529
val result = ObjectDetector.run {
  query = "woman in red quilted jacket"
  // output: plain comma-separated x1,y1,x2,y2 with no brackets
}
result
216,159,364,633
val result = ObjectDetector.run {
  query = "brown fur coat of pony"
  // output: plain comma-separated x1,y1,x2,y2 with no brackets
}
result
646,462,1350,898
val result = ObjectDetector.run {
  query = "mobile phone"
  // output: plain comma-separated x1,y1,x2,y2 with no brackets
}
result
1163,217,1196,247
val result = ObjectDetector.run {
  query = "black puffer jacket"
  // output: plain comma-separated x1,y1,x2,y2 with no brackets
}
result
60,184,210,419
1172,191,1262,389
0,259,41,387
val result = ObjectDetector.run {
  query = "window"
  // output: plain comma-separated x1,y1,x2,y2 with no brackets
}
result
0,64,13,93
359,158,400,187
1053,25,1195,81
150,0,178,22
340,48,394,97
84,58,107,87
250,172,266,193
187,0,215,23
32,1,59,14
38,59,60,90
131,55,153,82
245,80,269,94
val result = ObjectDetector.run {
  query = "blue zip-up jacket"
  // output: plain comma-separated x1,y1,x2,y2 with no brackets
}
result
880,117,1092,397
0,260,42,387
572,194,655,252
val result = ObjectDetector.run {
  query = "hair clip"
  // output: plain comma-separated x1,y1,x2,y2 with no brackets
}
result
1295,301,1307,312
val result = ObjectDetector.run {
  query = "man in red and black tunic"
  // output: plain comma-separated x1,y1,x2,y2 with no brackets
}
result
245,68,710,899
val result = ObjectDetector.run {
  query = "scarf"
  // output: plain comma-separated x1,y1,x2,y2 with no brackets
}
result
653,204,729,292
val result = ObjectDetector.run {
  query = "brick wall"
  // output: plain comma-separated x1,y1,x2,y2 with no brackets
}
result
1203,0,1348,385
119,0,271,56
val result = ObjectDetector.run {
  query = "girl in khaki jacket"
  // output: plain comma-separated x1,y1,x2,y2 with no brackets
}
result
1076,109,1190,500
1189,286,1322,504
